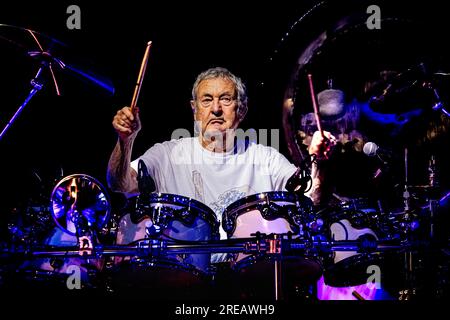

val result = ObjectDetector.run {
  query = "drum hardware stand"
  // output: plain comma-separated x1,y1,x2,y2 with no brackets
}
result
286,154,314,195
426,154,440,241
415,155,444,299
0,50,64,141
398,153,444,300
71,200,98,257
265,234,283,301
399,147,414,300
399,147,420,300
134,159,159,228
2,237,407,257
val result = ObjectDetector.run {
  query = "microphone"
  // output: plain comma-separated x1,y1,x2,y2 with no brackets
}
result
286,168,303,192
363,142,379,156
134,160,156,224
138,160,155,194
363,142,392,161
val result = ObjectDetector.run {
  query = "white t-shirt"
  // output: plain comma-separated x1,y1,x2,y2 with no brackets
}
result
131,137,297,234
130,137,297,261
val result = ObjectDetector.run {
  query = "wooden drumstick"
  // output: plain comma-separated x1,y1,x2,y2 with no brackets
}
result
130,41,152,112
307,73,324,138
352,290,365,300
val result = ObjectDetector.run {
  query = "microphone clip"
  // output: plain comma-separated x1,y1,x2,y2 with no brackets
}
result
286,156,313,194
138,159,155,194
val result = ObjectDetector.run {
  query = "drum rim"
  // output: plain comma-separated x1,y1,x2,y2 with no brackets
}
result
223,191,299,214
222,191,312,237
149,193,214,215
132,192,220,237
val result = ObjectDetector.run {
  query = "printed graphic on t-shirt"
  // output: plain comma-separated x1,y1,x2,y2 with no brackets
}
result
209,185,254,223
209,186,254,263
192,170,205,202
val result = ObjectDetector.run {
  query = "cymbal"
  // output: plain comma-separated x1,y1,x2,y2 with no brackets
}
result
0,24,115,95
366,63,447,115
50,174,111,236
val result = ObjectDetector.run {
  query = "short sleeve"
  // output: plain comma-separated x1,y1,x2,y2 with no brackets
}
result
265,146,298,191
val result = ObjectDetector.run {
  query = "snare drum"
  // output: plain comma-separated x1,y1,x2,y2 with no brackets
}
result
110,193,219,298
221,192,323,299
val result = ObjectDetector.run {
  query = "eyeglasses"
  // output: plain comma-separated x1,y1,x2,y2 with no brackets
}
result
199,95,236,108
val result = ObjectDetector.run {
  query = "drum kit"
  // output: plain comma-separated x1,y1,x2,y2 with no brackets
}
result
1,170,448,301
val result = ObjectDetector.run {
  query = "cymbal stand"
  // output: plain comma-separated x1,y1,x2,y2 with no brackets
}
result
427,155,439,240
268,234,283,301
423,155,442,298
399,147,417,300
0,48,64,141
0,66,44,140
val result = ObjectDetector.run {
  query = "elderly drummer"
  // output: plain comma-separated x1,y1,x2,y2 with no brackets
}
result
107,67,334,258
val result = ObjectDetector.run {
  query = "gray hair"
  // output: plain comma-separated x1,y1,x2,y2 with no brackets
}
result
191,67,248,120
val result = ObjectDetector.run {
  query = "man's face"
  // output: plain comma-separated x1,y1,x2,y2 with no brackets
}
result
191,77,241,140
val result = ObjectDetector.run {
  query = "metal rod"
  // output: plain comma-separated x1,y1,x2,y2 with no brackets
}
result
2,238,413,259
0,67,44,140
274,259,283,301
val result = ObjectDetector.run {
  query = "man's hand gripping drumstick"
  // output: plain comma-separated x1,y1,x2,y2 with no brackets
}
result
109,41,152,193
